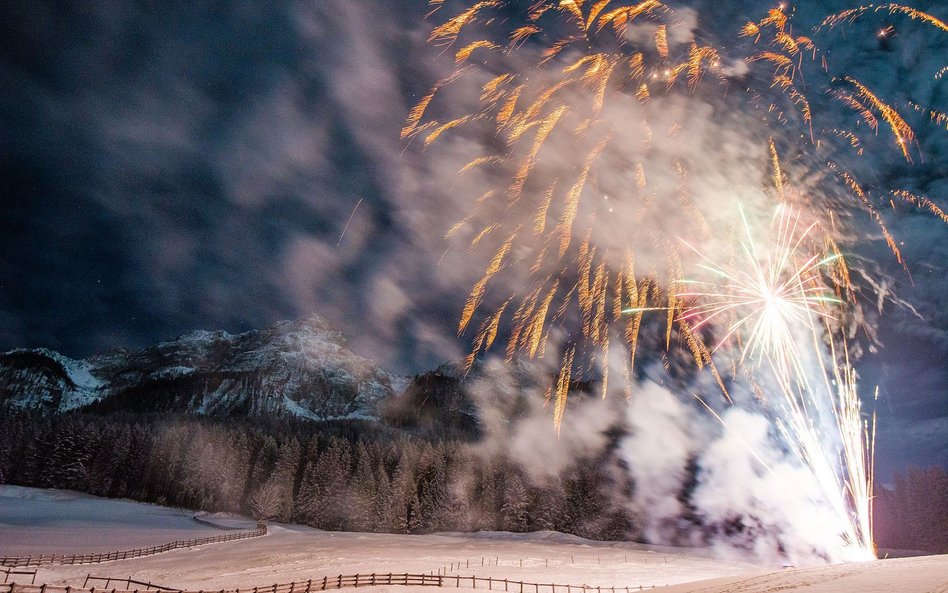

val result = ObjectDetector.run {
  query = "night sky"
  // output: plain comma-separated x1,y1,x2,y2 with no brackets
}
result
0,1,945,479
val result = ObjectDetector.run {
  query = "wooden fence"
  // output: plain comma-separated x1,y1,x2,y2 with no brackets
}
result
83,577,173,591
1,569,36,585
0,525,267,567
0,572,656,593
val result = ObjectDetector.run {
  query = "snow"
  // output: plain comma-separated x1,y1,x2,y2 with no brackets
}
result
3,486,946,593
390,375,413,396
281,395,325,421
0,486,246,555
282,395,380,421
651,554,948,593
164,330,233,346
149,366,196,380
5,348,107,411
25,523,757,592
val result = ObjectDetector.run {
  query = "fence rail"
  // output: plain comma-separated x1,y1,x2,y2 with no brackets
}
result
0,571,655,593
1,569,36,584
83,577,174,591
0,525,266,568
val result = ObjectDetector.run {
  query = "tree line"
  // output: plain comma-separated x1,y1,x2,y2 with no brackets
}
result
0,411,943,554
872,466,948,554
0,412,635,541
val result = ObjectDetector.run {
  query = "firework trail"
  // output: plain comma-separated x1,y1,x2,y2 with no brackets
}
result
337,198,364,247
408,0,946,560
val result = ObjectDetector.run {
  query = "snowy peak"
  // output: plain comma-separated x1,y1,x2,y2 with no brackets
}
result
0,316,397,419
0,349,105,413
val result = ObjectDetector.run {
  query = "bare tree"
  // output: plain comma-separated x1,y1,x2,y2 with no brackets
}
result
249,479,283,521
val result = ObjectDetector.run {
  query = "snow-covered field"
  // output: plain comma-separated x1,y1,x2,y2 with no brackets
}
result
2,487,945,593
0,486,254,554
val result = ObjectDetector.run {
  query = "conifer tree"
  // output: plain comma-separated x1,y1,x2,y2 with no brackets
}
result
501,472,529,532
350,443,378,531
391,449,420,533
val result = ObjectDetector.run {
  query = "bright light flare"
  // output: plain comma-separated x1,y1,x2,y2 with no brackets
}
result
677,205,843,381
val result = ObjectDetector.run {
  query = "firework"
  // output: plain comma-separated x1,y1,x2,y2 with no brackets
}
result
410,0,946,559
409,0,944,397
676,205,843,382
678,204,875,560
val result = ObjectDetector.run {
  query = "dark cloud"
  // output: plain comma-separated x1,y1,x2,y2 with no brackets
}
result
0,0,467,371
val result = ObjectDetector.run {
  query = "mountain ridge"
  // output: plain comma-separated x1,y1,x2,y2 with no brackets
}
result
0,315,404,420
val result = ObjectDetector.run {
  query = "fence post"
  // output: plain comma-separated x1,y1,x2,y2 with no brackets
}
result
505,580,508,592
305,579,312,593
337,575,342,589
489,578,492,591
322,577,327,591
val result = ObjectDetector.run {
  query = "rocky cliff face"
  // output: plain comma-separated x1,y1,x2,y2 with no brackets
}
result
383,363,480,436
0,316,401,419
0,348,105,413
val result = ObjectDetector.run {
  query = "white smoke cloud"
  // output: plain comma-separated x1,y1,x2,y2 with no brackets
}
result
466,353,622,483
689,408,856,565
463,352,870,566
612,375,871,566
620,378,701,544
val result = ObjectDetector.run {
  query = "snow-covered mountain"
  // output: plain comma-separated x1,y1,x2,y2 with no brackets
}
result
0,316,402,419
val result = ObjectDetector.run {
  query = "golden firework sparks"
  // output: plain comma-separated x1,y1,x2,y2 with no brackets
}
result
410,0,947,558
